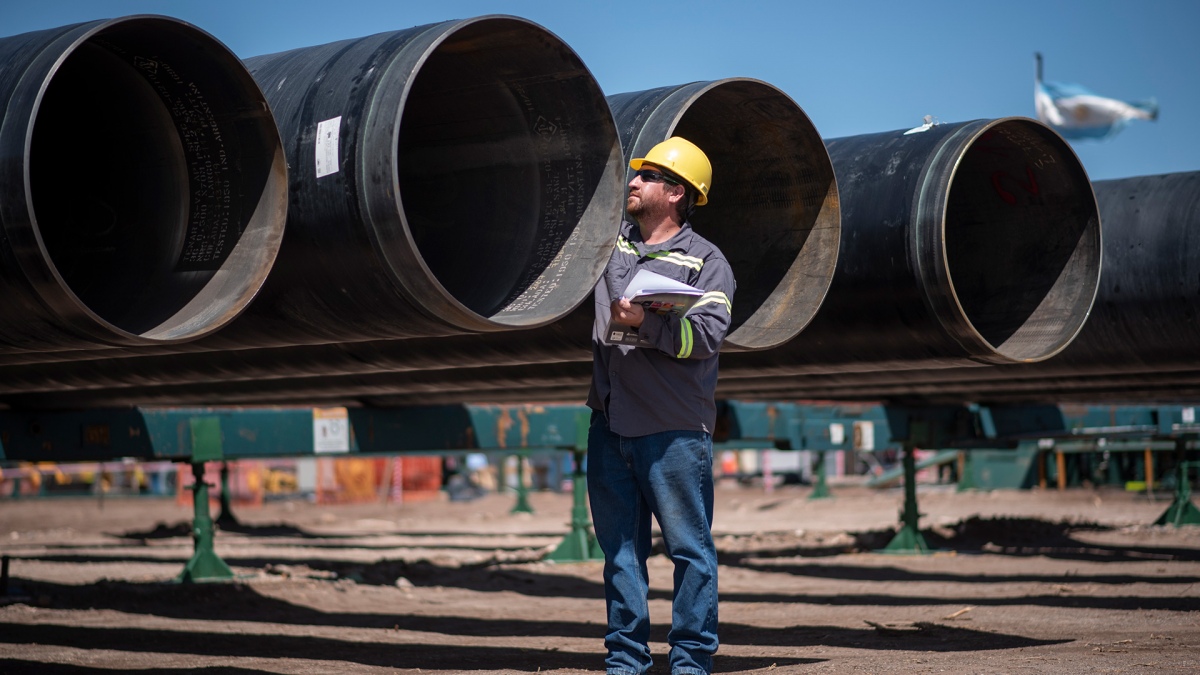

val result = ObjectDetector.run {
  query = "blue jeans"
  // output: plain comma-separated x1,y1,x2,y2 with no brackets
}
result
587,412,718,675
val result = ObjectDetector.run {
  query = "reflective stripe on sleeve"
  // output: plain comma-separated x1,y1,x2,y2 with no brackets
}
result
677,318,693,359
616,236,639,256
692,291,732,314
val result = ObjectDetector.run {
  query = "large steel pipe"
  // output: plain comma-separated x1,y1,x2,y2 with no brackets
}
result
228,16,623,345
0,78,839,402
720,117,1102,375
0,16,286,352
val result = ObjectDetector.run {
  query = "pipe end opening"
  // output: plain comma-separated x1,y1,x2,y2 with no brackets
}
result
945,119,1101,362
28,17,286,344
395,17,623,330
673,80,840,350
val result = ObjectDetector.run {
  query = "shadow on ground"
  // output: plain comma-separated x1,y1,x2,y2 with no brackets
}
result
0,625,819,671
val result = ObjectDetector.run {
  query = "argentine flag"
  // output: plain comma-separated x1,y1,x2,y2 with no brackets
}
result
1034,53,1158,141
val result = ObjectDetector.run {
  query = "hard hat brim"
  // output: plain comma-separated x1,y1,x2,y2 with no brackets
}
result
629,158,709,206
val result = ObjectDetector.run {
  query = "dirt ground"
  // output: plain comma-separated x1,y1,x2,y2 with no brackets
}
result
1,479,1198,674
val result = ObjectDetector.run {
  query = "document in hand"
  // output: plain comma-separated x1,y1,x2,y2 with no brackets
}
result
605,269,704,347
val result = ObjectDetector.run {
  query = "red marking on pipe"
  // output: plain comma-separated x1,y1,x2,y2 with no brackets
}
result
992,165,1040,205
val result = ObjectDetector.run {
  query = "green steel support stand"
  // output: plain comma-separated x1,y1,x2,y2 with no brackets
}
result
808,451,832,500
956,451,977,492
1106,450,1123,486
510,453,534,515
1154,444,1200,527
178,461,234,583
215,462,240,528
546,448,604,562
881,442,931,554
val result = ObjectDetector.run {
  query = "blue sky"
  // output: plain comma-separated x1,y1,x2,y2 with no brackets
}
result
3,0,1196,181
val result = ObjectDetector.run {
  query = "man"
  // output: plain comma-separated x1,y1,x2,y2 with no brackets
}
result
586,136,735,675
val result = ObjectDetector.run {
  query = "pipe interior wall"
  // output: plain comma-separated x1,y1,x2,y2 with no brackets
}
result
0,16,286,351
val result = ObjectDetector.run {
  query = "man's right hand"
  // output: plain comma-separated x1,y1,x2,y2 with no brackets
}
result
610,297,645,327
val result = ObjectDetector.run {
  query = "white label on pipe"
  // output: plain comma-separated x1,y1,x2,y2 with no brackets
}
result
1185,407,1195,424
313,407,350,453
315,116,342,178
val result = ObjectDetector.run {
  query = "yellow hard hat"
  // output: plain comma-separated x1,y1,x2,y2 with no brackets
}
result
630,136,712,206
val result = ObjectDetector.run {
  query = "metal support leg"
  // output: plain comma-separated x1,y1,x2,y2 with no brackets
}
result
510,454,533,515
956,451,977,492
215,462,240,528
881,443,931,554
546,449,604,562
178,462,234,583
1154,442,1200,527
808,451,831,500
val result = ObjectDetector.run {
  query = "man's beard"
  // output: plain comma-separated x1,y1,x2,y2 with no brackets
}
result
626,195,645,219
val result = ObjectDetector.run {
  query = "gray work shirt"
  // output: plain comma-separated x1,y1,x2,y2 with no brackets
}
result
587,220,736,437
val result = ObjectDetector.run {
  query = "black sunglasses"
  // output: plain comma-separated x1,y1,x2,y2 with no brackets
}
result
633,168,680,185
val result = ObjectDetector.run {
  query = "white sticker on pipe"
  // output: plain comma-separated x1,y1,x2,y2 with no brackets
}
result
315,116,342,178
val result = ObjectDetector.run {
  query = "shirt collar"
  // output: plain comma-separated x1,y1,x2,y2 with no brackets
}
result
625,220,695,253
